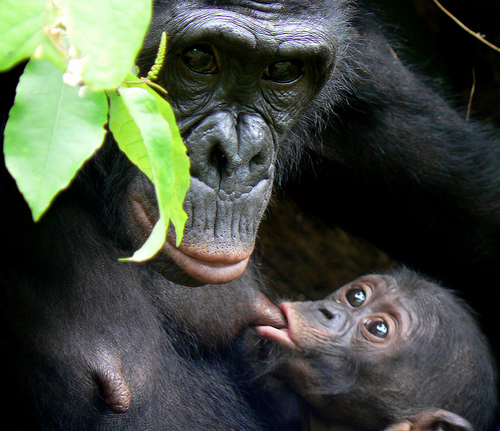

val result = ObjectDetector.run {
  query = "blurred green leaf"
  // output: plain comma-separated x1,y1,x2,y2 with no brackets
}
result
4,59,108,220
65,0,152,90
0,0,45,70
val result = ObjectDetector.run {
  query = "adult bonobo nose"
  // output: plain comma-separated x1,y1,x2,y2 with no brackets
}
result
186,110,274,193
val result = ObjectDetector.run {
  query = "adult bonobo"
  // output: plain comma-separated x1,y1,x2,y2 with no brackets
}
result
254,269,498,430
1,0,500,430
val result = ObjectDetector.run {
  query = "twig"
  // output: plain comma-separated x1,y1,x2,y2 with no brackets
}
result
432,0,500,53
466,68,476,122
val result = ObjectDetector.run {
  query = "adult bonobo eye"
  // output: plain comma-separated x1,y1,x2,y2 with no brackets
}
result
361,315,396,343
346,287,367,308
181,44,218,74
262,59,304,83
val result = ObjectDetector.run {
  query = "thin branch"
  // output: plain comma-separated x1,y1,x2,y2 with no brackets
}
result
466,68,476,122
432,0,500,53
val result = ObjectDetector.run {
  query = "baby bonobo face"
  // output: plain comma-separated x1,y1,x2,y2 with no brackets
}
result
255,274,414,353
254,272,491,431
254,274,417,424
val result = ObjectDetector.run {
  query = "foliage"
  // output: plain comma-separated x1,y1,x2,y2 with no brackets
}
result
0,0,190,261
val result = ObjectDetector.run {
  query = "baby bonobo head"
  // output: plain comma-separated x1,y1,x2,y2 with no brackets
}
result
255,268,498,431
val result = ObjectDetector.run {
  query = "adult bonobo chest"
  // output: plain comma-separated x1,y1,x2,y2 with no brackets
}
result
126,0,339,285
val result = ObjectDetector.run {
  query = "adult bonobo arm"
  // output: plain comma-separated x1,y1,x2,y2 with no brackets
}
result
287,8,500,304
253,268,497,430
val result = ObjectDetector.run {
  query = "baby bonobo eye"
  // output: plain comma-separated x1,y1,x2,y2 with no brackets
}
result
181,44,218,74
365,319,388,339
361,315,395,343
262,59,304,83
346,287,366,308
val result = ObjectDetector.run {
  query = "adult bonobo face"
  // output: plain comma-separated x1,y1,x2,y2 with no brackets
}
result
128,0,338,285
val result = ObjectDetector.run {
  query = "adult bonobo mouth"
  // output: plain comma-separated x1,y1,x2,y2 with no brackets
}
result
159,240,251,285
133,208,251,285
127,169,272,285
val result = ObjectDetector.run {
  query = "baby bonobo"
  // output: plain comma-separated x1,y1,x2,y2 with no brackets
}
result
254,268,498,431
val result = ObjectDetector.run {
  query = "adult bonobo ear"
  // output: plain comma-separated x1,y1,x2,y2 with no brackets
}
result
384,409,474,431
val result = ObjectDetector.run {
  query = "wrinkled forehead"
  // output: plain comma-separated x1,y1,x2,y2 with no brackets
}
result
170,0,318,14
146,0,338,55
152,0,328,23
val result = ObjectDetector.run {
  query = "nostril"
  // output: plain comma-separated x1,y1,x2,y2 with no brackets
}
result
319,307,334,320
249,151,266,168
210,145,226,173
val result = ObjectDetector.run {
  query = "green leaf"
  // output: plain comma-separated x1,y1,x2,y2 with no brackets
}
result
4,59,108,221
108,90,154,181
0,0,153,89
0,0,45,70
65,0,152,90
125,214,169,263
108,84,190,261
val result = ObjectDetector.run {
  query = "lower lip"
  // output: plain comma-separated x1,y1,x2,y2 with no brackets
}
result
254,302,298,349
129,199,251,284
161,241,250,284
254,325,297,350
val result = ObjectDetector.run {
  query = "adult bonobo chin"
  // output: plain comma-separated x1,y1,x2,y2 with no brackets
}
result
118,1,343,285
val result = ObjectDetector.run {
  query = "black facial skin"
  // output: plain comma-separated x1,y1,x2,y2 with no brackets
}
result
1,0,500,429
254,269,497,431
125,2,339,286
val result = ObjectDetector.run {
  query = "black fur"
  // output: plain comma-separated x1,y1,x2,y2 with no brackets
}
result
1,0,499,429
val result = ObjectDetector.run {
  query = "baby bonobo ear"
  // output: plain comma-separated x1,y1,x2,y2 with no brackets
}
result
384,409,473,431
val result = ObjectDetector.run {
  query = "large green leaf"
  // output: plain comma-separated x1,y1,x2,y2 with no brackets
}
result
4,59,108,221
0,0,152,91
0,0,45,70
65,0,152,90
121,76,190,218
108,84,190,261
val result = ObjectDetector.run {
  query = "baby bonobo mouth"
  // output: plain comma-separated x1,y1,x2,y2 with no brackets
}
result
250,295,289,330
254,303,298,350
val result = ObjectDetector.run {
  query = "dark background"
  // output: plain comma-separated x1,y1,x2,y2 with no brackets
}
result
258,0,500,301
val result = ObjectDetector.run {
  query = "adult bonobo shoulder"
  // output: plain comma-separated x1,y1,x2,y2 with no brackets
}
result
254,268,498,430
